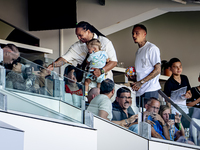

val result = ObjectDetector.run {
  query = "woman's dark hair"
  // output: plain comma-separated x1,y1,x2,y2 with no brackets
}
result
168,58,181,68
11,57,21,70
76,21,105,37
64,65,77,83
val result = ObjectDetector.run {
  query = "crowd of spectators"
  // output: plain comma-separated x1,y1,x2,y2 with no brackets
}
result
4,56,54,97
1,21,200,146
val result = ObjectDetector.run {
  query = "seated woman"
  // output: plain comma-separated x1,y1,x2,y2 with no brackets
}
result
64,65,83,96
159,105,195,145
6,58,25,90
33,59,53,96
159,105,184,141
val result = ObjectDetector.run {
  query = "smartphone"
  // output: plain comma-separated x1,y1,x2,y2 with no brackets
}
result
169,114,175,120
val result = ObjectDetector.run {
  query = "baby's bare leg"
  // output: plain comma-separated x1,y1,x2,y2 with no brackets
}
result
85,79,91,95
97,83,101,88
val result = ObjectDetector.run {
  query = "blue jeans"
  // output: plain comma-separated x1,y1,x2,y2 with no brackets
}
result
128,124,138,134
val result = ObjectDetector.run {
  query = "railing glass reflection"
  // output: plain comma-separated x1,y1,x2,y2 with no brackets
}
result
0,54,89,123
139,91,200,146
2,51,200,147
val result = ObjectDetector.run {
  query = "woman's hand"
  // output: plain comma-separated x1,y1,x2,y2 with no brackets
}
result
175,113,182,123
167,120,175,130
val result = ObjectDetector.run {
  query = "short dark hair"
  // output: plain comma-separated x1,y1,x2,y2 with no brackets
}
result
168,58,181,67
11,57,21,70
132,24,147,34
100,79,115,94
64,65,77,76
33,59,45,71
116,87,131,97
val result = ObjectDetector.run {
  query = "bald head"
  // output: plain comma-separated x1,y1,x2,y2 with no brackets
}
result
88,87,100,103
3,44,20,64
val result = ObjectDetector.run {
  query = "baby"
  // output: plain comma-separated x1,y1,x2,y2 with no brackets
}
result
84,39,109,96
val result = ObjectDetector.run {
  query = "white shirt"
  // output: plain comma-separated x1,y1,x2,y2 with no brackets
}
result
87,94,113,121
135,41,161,96
62,33,117,79
87,51,108,69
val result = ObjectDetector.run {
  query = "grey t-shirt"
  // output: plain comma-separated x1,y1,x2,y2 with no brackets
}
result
87,94,113,120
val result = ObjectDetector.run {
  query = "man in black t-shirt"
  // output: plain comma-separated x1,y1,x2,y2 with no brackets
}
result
187,74,200,108
164,58,192,128
164,58,192,113
112,87,138,133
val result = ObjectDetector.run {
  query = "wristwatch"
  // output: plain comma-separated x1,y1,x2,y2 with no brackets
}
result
140,80,145,84
100,68,105,74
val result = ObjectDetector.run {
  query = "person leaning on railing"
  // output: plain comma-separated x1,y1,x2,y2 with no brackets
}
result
0,44,20,65
47,21,117,82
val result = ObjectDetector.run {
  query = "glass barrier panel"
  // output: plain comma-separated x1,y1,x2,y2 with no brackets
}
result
1,53,88,124
140,92,200,147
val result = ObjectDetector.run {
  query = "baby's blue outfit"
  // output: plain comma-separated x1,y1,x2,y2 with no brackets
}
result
86,51,108,83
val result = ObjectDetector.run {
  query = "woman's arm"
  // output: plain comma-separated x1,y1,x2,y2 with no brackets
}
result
187,97,200,107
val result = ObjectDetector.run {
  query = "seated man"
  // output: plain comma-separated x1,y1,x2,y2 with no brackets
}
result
87,80,138,128
112,87,138,133
86,87,100,108
87,79,115,121
87,87,100,104
144,97,170,140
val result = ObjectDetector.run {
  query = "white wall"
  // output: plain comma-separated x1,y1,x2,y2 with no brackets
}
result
149,140,199,150
0,111,97,150
0,0,200,86
94,116,148,150
107,11,200,87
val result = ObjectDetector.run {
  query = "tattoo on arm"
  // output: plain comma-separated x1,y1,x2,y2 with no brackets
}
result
143,63,161,83
54,57,68,67
55,60,66,67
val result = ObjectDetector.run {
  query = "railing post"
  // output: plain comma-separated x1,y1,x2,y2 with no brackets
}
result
84,110,94,128
0,92,7,111
0,66,5,89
